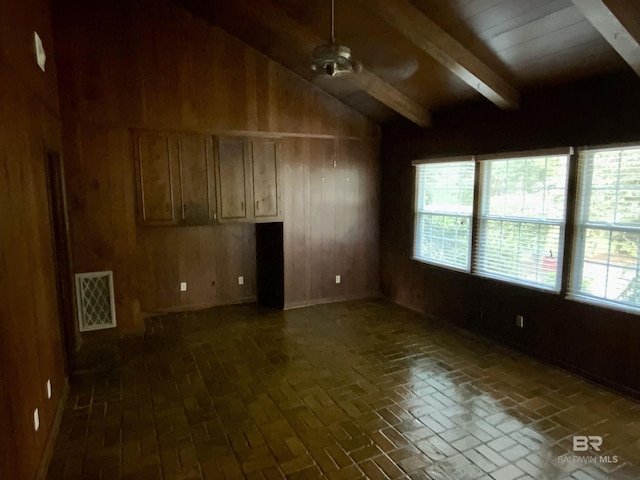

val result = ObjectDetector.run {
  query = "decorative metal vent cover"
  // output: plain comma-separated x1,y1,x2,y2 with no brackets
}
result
75,271,116,332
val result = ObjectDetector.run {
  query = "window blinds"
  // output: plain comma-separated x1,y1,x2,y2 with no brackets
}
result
569,145,640,312
413,159,475,271
475,153,570,291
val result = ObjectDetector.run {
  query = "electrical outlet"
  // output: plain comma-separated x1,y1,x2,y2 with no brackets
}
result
46,379,52,399
335,275,341,284
33,408,40,432
516,314,525,328
180,282,187,292
238,276,244,285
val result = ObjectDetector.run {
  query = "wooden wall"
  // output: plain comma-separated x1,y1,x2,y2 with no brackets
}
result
53,0,380,334
0,0,67,478
381,72,640,398
283,138,380,307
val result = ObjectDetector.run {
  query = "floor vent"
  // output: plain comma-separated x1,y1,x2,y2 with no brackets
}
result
75,271,117,332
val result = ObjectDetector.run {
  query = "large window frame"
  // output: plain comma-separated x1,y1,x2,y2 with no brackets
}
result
474,148,572,292
412,157,475,272
568,144,640,314
411,144,640,315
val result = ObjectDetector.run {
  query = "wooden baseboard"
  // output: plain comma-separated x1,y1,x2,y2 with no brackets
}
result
385,295,640,404
143,296,258,315
284,292,380,310
36,379,69,480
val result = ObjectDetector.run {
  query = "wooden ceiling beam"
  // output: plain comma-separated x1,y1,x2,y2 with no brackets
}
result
571,0,640,77
176,0,431,127
354,0,520,109
240,0,432,127
348,69,431,127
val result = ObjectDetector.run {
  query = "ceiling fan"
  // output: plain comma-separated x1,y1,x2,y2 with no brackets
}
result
311,0,362,77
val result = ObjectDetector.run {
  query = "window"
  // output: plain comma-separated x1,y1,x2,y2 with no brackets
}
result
413,159,475,271
475,150,570,291
570,145,640,312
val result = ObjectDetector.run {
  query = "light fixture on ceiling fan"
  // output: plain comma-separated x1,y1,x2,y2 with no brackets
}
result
311,0,362,77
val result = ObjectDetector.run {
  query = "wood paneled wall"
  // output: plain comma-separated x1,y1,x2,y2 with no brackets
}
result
54,0,380,333
283,137,380,307
0,0,66,477
380,72,640,398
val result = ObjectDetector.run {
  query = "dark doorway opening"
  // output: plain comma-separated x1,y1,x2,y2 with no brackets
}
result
255,222,284,309
45,149,76,375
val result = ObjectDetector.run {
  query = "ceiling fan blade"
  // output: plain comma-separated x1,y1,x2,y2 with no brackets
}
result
311,74,360,96
338,33,419,82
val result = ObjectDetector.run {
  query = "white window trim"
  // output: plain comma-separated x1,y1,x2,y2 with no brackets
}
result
566,293,640,315
474,150,571,292
477,146,574,162
412,155,474,166
568,143,640,313
412,156,475,272
409,144,640,317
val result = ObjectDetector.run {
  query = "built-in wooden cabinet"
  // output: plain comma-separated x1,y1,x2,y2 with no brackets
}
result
133,131,281,226
176,134,216,225
214,136,282,223
133,131,177,225
214,136,251,222
251,138,280,219
133,130,216,226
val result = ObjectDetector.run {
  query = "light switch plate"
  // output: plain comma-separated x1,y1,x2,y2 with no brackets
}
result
238,276,244,285
34,31,46,72
180,282,187,292
335,275,341,284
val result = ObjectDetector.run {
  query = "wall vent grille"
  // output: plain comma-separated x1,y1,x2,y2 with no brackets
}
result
75,271,116,332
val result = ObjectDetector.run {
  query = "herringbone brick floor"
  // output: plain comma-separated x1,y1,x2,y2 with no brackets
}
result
47,299,640,479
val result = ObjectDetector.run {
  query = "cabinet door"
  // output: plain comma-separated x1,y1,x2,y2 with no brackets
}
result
133,131,177,225
215,137,251,222
250,138,281,220
177,134,216,224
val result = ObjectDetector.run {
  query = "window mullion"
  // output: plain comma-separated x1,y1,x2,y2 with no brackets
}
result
560,150,578,295
470,159,481,275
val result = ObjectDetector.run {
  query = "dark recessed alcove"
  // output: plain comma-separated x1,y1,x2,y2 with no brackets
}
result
255,222,284,309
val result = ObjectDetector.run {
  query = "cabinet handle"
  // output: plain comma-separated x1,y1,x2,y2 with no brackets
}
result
241,201,244,211
256,201,259,211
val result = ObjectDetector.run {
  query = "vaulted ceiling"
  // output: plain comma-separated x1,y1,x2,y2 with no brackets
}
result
174,0,640,127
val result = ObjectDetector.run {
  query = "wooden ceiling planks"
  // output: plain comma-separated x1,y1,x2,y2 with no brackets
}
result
353,0,520,109
171,0,630,123
177,0,432,127
411,0,626,86
486,6,586,52
571,0,640,77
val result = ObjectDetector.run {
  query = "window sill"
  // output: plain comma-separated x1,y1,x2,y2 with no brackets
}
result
411,256,471,274
565,294,640,316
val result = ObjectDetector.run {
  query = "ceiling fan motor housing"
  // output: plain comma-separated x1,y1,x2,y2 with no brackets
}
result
311,43,361,76
311,0,361,76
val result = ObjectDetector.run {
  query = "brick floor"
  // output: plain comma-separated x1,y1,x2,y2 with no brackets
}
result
47,299,640,479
